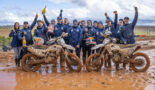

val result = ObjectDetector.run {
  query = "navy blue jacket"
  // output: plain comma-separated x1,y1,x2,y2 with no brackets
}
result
33,24,48,44
95,28,105,44
64,24,71,44
120,8,138,44
68,26,82,47
82,26,96,46
21,17,37,45
9,29,23,47
53,23,65,37
105,14,118,37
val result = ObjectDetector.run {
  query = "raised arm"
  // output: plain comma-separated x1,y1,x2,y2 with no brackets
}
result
43,14,50,26
132,6,138,29
105,13,114,24
30,13,38,29
113,11,118,29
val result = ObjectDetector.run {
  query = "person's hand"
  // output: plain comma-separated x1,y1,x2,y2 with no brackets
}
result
36,13,38,18
76,45,80,48
105,13,108,17
134,6,138,10
24,32,27,35
113,11,117,14
41,20,44,24
85,28,88,32
103,34,107,38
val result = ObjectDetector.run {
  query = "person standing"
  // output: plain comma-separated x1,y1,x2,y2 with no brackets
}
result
68,19,82,57
120,6,138,44
9,22,23,67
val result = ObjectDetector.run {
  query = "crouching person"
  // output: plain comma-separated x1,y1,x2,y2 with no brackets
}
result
33,20,47,45
68,19,82,57
9,22,23,67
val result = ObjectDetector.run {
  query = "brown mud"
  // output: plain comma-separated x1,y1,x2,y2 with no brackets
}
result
0,45,155,90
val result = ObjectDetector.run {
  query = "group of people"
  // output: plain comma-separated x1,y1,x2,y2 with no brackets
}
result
9,6,138,67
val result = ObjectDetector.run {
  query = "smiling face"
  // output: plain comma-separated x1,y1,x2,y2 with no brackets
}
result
119,20,124,26
37,21,42,27
14,22,20,30
87,21,92,27
23,23,29,28
57,19,62,24
73,21,78,27
98,23,103,29
93,22,98,28
124,19,129,24
106,21,111,27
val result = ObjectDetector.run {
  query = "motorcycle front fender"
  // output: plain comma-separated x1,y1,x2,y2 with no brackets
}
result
63,44,75,51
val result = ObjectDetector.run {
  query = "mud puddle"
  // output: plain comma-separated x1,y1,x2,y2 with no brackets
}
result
0,49,155,90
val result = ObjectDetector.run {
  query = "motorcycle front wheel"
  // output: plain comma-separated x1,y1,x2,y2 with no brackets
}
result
66,53,82,72
86,53,104,72
21,54,41,72
131,52,150,72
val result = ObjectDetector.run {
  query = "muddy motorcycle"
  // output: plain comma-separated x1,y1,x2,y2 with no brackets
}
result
21,33,82,72
86,37,150,72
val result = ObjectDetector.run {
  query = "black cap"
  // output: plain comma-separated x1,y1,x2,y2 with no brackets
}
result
93,21,98,24
98,21,103,24
124,17,129,20
24,21,28,24
57,16,62,20
37,20,42,22
106,19,111,23
119,19,123,21
73,19,78,22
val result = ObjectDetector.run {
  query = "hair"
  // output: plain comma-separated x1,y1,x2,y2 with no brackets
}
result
87,20,92,26
81,20,85,23
14,22,20,30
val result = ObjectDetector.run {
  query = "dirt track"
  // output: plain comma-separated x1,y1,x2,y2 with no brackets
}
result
0,47,155,90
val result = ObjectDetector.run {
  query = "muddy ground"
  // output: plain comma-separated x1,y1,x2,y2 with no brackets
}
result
0,46,155,90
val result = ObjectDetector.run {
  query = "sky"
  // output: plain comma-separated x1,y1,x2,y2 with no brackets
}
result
0,0,155,25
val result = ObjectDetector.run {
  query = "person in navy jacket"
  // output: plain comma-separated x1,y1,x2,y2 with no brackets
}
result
95,21,105,44
120,6,138,44
68,19,82,57
33,20,47,44
104,11,118,38
9,22,23,67
21,13,38,46
82,20,96,64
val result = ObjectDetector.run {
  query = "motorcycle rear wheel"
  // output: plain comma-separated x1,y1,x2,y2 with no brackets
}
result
21,54,41,72
131,52,150,72
86,53,104,72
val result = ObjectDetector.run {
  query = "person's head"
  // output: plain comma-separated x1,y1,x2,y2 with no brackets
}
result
57,17,62,24
124,17,129,24
51,19,55,25
37,20,42,27
73,19,78,27
81,20,85,27
98,21,103,29
87,20,92,27
119,19,124,26
23,21,29,28
64,18,69,24
106,19,111,26
93,21,98,28
14,22,20,30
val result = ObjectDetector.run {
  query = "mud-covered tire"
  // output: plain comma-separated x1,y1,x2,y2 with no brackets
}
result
21,54,41,72
66,53,82,72
131,52,150,72
86,53,104,72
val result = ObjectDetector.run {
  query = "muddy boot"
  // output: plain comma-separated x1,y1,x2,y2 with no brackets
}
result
83,58,86,65
115,63,119,71
123,63,126,70
17,58,20,67
15,59,18,67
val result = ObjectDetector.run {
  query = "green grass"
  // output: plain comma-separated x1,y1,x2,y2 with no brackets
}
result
0,36,12,46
